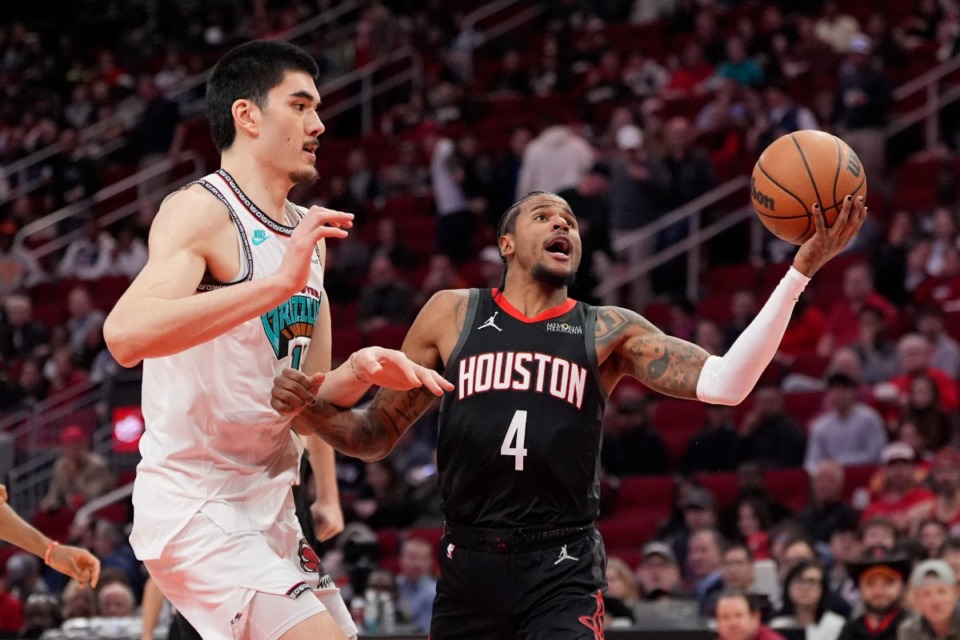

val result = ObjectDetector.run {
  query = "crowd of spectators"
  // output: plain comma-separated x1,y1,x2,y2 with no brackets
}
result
3,0,960,637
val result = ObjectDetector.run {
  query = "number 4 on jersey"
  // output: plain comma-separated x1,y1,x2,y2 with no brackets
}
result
500,410,529,471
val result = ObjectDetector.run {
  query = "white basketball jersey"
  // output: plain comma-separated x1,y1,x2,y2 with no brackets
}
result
130,169,325,560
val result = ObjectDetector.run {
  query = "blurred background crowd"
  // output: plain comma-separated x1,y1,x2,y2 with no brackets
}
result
5,0,960,637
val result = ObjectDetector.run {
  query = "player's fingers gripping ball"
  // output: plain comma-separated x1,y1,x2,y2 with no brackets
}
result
752,130,867,245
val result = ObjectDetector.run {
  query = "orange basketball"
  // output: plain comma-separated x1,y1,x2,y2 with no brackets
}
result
751,130,867,245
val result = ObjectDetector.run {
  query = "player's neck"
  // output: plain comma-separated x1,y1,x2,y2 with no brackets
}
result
499,276,568,317
220,151,293,222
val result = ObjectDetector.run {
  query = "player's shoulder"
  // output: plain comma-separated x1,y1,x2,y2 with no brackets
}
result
422,288,471,315
157,183,231,225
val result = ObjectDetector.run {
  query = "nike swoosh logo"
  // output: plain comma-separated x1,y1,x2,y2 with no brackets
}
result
252,235,269,246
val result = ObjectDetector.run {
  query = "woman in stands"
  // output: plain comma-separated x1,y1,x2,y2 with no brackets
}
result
770,560,846,640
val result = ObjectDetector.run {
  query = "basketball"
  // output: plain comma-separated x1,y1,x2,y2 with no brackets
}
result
751,130,867,245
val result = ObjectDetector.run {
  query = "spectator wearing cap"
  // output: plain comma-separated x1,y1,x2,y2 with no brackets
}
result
838,548,911,640
799,462,861,544
637,541,686,599
39,426,114,512
556,161,613,304
804,372,887,473
939,538,960,582
668,488,718,571
898,560,960,640
715,589,786,640
634,541,702,626
831,32,894,197
908,449,960,535
861,443,935,532
687,527,726,616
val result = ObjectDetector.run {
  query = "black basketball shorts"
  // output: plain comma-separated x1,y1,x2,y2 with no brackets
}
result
430,528,608,640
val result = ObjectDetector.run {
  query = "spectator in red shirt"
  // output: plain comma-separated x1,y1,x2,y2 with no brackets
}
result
913,245,960,312
779,297,827,357
860,442,934,533
715,589,786,640
662,42,714,99
821,263,897,354
880,334,959,413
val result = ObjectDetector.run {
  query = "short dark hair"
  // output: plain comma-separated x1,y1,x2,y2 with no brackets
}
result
715,588,760,615
206,40,319,152
494,191,554,294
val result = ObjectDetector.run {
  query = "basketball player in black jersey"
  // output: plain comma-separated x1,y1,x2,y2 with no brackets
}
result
272,191,866,639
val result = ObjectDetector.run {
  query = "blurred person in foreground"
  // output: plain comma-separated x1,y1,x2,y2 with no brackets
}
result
898,559,960,640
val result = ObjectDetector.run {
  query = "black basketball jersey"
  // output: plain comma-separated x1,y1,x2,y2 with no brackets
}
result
438,289,607,530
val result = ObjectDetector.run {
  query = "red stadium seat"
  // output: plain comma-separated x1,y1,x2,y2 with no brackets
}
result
617,475,675,521
763,468,809,511
596,514,658,552
783,391,826,430
842,464,879,503
695,472,739,509
704,264,759,295
788,353,830,379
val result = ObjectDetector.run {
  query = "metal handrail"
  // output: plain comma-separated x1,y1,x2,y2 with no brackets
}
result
594,177,754,302
0,0,364,206
15,150,204,259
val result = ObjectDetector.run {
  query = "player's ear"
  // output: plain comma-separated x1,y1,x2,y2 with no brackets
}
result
498,234,513,259
232,99,260,140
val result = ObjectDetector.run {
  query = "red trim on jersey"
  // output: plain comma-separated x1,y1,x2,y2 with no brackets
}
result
578,590,605,640
491,289,576,323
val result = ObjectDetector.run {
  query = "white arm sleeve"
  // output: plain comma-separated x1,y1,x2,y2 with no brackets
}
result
696,266,810,405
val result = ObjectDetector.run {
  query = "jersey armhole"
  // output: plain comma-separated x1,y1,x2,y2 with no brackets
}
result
584,305,609,404
444,289,480,370
195,179,253,286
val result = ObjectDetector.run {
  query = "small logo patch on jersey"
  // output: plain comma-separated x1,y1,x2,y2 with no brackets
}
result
546,321,583,335
252,229,270,245
286,581,311,599
478,312,502,332
298,539,322,574
446,543,455,559
554,544,580,565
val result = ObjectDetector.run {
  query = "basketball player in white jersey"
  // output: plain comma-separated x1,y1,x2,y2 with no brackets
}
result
103,40,452,640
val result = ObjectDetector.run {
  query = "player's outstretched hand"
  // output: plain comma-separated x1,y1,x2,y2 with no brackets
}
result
0,484,7,506
275,206,354,297
48,544,100,589
350,347,454,395
793,195,867,277
272,369,323,417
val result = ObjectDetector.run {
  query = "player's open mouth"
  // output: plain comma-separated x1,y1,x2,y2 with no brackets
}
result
303,143,318,160
545,236,571,261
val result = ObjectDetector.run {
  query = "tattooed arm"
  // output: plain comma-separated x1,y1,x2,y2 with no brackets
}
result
595,306,709,399
277,290,468,461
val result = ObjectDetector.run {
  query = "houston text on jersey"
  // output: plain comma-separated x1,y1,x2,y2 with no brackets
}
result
457,351,587,409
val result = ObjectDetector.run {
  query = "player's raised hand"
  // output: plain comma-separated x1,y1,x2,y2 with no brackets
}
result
48,543,100,589
276,206,353,296
272,368,323,416
793,195,867,277
349,347,454,395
